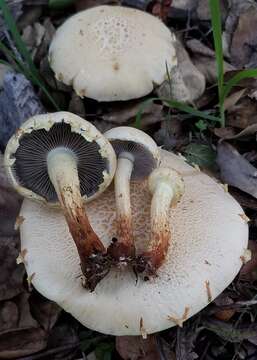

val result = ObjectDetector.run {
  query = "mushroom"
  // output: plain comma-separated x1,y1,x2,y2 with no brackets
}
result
104,126,160,261
48,5,178,101
136,167,185,275
18,149,248,335
4,112,117,290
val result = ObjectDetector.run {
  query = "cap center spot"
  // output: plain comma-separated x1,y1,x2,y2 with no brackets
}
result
92,16,132,55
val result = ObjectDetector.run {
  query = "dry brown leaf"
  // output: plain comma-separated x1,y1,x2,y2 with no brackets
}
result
103,101,163,125
230,5,257,68
68,92,86,119
0,154,22,236
226,97,257,129
219,124,257,141
30,292,61,332
154,116,187,150
229,187,257,211
240,240,257,280
216,141,257,198
223,89,246,111
214,294,235,322
0,236,25,301
0,302,18,332
0,327,47,359
116,335,161,360
213,127,237,139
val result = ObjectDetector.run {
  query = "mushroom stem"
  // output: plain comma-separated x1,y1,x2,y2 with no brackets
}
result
108,154,135,260
137,168,184,275
47,147,106,264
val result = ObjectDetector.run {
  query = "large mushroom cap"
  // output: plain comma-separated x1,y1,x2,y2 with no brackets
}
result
19,150,248,335
49,5,177,101
4,112,116,205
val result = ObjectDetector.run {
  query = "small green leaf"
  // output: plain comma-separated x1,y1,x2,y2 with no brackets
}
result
184,143,217,169
195,119,208,131
221,69,257,103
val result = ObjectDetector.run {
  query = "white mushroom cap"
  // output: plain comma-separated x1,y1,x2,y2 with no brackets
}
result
19,149,248,335
48,5,177,101
4,111,117,206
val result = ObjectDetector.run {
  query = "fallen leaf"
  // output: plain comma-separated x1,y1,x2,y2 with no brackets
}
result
184,143,217,170
213,127,237,139
240,240,257,280
202,318,257,343
230,5,257,68
216,142,257,198
0,301,18,332
176,322,200,360
213,294,235,322
186,39,235,85
29,292,61,332
227,97,257,130
0,327,47,359
102,101,162,125
0,154,22,236
229,187,257,210
0,236,25,301
68,92,86,119
223,89,246,111
154,116,187,151
22,22,46,60
158,40,205,103
116,335,161,360
196,0,228,21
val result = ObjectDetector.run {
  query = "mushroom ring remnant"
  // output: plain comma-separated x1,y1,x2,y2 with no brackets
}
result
4,112,117,290
19,150,248,335
48,5,177,101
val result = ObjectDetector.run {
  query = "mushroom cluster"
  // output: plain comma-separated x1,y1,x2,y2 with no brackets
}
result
5,114,248,335
4,4,249,337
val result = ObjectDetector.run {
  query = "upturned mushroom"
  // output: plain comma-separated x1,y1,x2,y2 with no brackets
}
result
104,126,159,261
48,5,178,101
136,167,185,276
4,112,117,290
17,149,248,335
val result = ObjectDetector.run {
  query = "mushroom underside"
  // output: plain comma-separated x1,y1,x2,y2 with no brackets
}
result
20,150,248,336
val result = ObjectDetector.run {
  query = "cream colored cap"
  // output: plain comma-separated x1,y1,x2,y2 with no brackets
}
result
19,149,248,335
48,5,177,101
4,111,117,205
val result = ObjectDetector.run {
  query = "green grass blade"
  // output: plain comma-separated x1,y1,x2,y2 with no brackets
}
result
221,69,257,102
209,0,225,127
0,40,27,73
0,0,40,79
134,97,220,128
0,41,59,110
163,99,220,122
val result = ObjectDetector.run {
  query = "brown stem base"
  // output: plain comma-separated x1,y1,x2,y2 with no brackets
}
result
81,238,136,291
133,254,158,278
